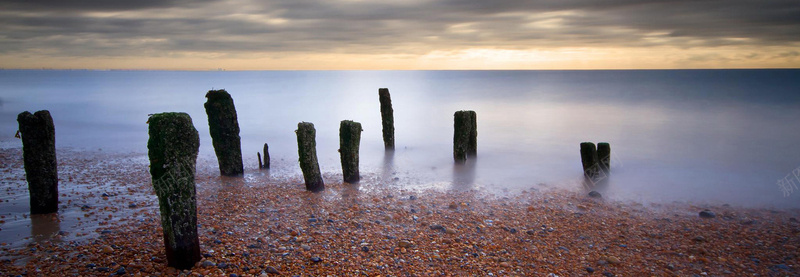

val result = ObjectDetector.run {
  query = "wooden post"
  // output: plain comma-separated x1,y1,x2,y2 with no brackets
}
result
339,120,363,183
257,152,263,169
263,143,270,169
453,110,476,163
147,112,201,270
580,142,600,185
204,89,243,176
17,110,58,214
378,88,395,150
296,122,324,192
597,142,611,174
467,111,477,157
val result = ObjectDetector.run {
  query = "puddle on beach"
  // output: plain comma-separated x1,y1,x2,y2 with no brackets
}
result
0,148,157,262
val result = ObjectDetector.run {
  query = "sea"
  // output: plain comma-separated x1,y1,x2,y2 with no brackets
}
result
1,69,799,208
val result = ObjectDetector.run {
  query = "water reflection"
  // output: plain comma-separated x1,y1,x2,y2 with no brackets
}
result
452,159,477,190
381,150,395,183
30,213,61,243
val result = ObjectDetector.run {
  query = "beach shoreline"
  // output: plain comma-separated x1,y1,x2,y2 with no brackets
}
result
1,148,798,276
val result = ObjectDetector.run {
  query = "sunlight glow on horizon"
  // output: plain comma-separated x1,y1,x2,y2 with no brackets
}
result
2,45,798,71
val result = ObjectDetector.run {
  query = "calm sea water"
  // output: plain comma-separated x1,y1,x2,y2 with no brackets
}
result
1,69,799,208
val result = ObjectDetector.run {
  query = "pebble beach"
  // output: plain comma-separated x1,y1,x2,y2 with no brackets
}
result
1,148,799,276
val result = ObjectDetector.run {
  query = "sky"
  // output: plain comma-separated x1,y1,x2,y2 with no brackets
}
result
0,0,798,70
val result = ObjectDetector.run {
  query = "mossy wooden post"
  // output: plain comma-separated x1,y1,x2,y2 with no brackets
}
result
17,110,58,214
378,88,395,150
263,143,270,169
147,112,201,270
204,89,243,176
597,142,611,174
580,142,599,184
296,122,324,192
467,111,477,157
339,120,363,183
453,110,476,163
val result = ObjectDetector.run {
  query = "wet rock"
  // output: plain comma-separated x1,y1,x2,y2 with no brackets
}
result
265,266,280,274
96,267,111,272
603,256,621,264
311,257,322,263
115,267,126,275
101,245,114,254
699,210,716,218
692,236,707,242
398,240,413,248
602,272,615,277
588,191,602,198
202,261,216,267
430,225,446,232
585,267,595,273
770,264,790,271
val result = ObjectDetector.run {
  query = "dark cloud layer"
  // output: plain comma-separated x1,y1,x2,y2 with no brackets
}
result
0,0,798,59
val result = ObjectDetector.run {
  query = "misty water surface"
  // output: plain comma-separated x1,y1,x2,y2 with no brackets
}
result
1,69,799,208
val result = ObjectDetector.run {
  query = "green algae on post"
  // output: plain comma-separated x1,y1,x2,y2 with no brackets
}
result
597,142,611,174
379,88,395,150
339,120,363,183
204,89,243,176
453,110,477,163
147,112,201,270
467,110,477,157
17,110,58,214
296,122,324,192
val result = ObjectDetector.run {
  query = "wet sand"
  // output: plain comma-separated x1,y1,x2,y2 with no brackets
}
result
1,148,799,276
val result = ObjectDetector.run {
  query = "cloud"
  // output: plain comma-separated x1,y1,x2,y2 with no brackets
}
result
0,0,798,68
0,0,220,12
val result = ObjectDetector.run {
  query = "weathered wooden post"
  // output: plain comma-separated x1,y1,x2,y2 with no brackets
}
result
263,143,270,169
597,142,611,174
257,152,263,169
379,88,395,150
147,112,201,269
296,122,324,192
580,142,600,185
17,110,58,214
467,111,477,157
453,110,476,163
339,120,363,183
204,89,243,176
